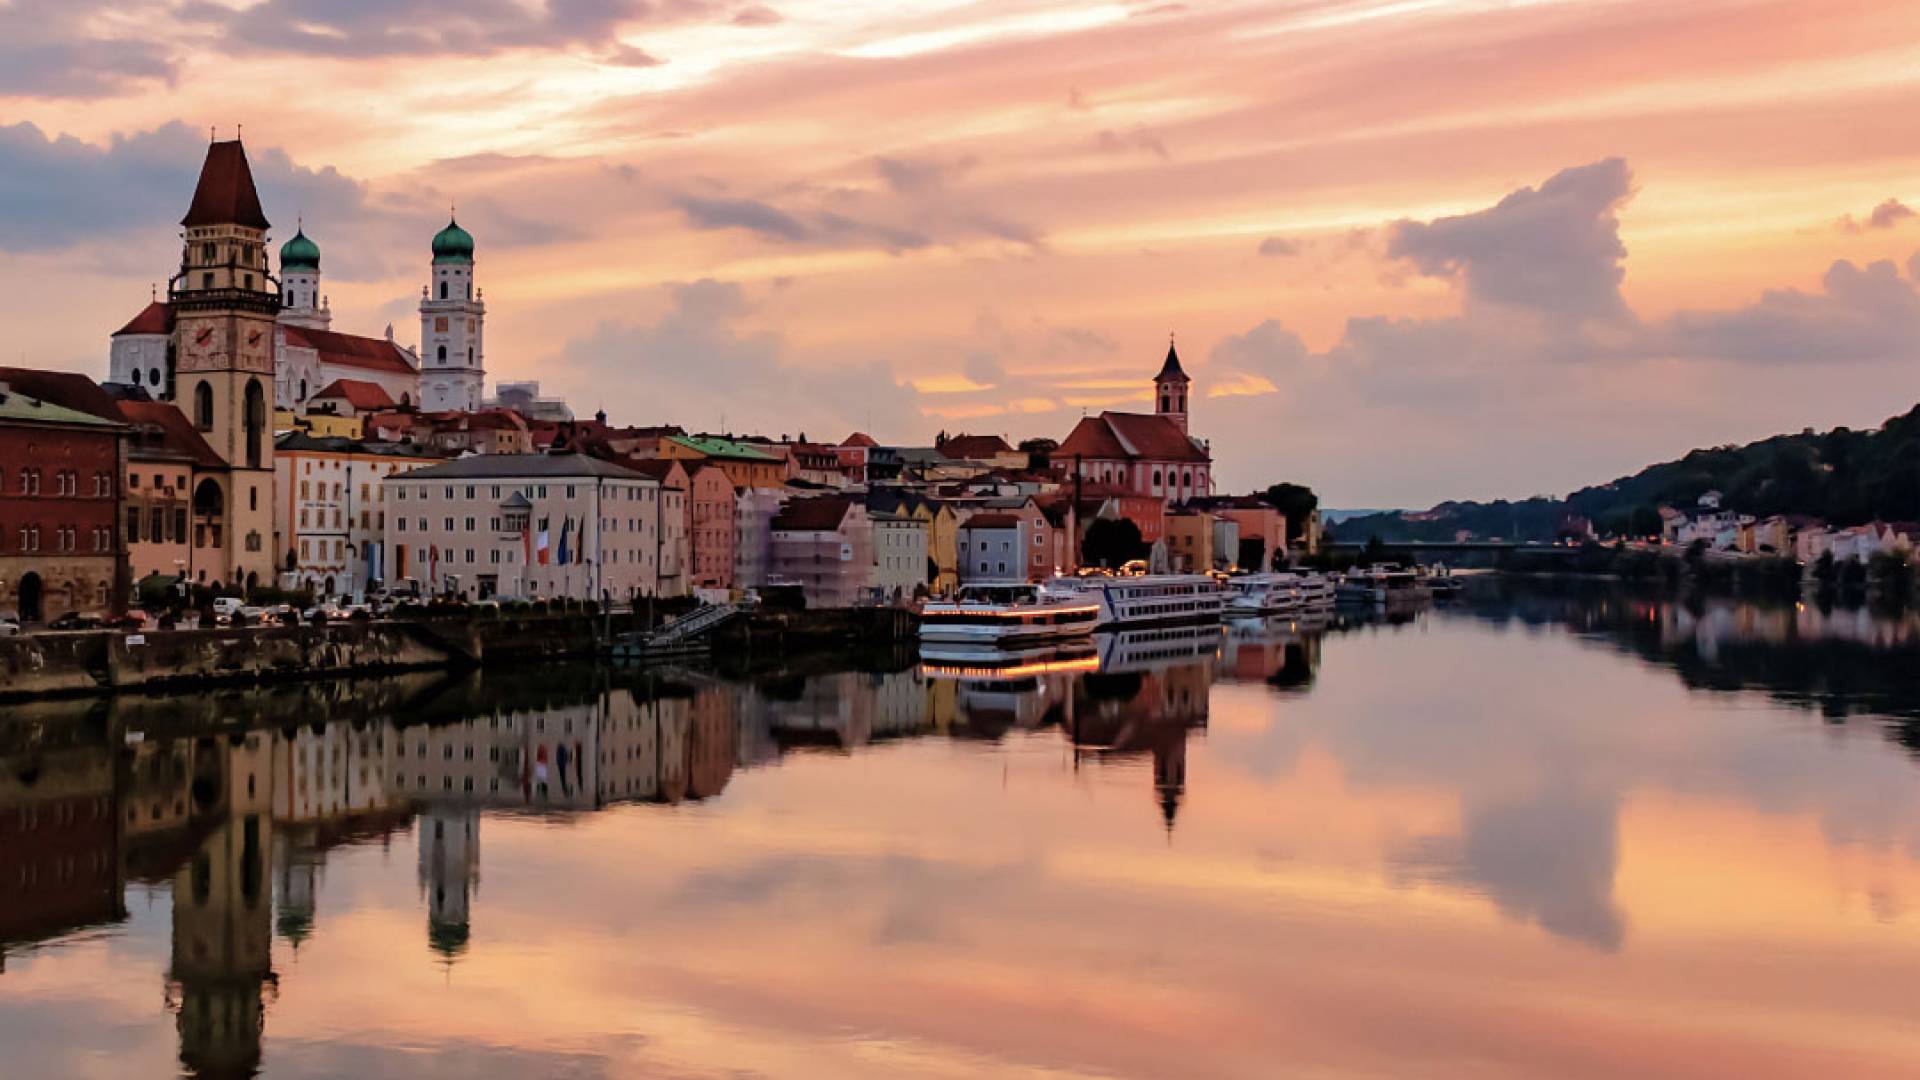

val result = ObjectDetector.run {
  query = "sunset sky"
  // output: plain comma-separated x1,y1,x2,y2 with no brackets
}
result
5,0,1920,506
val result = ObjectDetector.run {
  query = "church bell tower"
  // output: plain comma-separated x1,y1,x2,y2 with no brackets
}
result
1154,335,1191,435
169,137,278,589
419,217,486,413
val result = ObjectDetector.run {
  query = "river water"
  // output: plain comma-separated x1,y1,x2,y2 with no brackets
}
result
6,585,1920,1078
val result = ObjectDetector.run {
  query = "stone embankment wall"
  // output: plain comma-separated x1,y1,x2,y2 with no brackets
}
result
0,614,630,702
0,608,920,702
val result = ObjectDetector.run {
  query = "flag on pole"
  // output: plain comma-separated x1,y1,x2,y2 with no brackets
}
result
558,516,572,566
536,518,551,565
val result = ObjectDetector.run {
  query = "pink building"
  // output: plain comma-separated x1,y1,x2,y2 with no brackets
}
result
771,497,872,607
686,462,736,592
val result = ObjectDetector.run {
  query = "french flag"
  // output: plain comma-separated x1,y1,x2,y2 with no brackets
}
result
536,518,551,566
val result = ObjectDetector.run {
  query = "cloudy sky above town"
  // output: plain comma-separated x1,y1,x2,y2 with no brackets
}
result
4,0,1919,506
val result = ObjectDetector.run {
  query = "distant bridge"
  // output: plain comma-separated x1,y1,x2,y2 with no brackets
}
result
1321,540,1587,563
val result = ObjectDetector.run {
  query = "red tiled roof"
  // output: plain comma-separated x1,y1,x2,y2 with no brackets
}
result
465,409,527,432
311,378,394,410
938,433,1015,460
113,300,173,337
0,367,125,421
840,432,877,448
626,458,688,486
1055,415,1129,459
1103,412,1209,462
774,497,852,532
117,401,227,469
283,325,419,376
181,141,270,230
963,513,1020,529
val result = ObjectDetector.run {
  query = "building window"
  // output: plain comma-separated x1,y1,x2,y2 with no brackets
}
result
439,281,448,300
193,383,213,430
437,345,447,362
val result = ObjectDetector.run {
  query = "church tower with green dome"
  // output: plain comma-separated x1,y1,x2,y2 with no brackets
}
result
419,216,486,412
277,223,331,331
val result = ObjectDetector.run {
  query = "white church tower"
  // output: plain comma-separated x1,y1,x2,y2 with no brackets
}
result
277,224,331,331
419,216,486,413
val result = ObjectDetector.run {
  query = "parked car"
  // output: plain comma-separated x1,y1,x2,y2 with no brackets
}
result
0,615,20,637
49,612,104,631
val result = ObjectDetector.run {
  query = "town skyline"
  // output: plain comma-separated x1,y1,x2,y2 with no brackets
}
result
6,0,1920,506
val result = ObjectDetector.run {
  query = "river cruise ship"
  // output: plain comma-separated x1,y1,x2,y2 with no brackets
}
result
919,584,1101,648
1225,571,1337,615
1046,573,1225,628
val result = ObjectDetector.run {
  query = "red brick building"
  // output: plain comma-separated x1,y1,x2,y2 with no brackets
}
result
0,382,129,622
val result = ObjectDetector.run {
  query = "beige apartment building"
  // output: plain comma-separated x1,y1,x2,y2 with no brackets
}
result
382,453,685,602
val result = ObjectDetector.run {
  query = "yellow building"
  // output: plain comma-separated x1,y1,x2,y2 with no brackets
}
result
275,407,360,438
1164,508,1216,573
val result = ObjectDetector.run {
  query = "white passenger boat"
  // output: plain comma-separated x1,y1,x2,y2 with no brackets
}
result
1046,574,1224,628
1336,565,1431,607
1225,571,1336,614
919,583,1101,648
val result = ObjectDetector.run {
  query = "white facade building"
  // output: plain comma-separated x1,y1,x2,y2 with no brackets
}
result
274,432,447,600
869,507,928,602
383,454,681,602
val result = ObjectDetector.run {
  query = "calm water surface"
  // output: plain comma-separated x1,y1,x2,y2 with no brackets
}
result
7,588,1920,1078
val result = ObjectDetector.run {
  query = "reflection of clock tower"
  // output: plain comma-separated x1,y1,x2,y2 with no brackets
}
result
170,138,278,589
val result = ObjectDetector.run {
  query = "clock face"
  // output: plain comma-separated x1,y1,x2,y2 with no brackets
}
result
248,330,262,346
195,327,214,345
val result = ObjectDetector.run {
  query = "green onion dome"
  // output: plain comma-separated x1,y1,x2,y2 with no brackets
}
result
431,218,475,265
280,227,321,272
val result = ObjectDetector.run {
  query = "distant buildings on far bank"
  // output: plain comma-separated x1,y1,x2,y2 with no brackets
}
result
0,133,1320,621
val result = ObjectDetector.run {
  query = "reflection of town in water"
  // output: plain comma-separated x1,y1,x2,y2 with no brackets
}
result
0,621,1332,1077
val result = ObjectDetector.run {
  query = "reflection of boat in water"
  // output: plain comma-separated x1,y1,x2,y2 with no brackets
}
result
918,642,1100,674
1046,573,1224,628
919,583,1100,648
1217,614,1324,688
1094,624,1221,673
1225,571,1336,615
1422,568,1465,599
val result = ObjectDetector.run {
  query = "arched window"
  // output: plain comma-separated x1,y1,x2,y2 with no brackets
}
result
401,392,411,407
299,378,307,400
244,379,266,468
437,346,447,362
149,367,161,387
1152,469,1162,487
132,367,143,386
467,347,473,364
193,382,214,430
439,281,448,300
1160,395,1170,412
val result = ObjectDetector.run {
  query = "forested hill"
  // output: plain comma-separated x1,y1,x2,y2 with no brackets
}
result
1329,404,1920,543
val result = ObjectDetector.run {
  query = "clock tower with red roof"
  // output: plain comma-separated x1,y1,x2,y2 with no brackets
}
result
168,136,278,588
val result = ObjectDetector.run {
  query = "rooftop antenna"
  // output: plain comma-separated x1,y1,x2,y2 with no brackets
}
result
209,125,216,142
